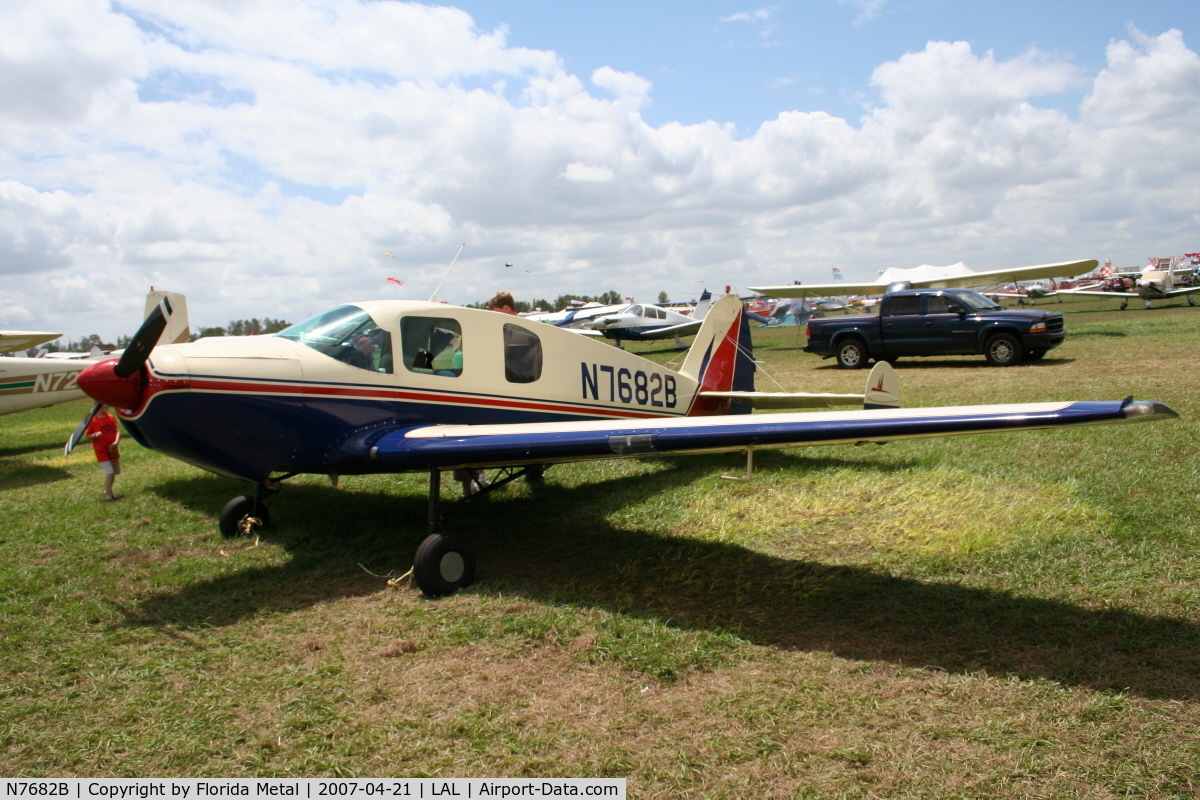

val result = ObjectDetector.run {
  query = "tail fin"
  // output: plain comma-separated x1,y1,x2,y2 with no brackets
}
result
863,361,900,409
680,294,756,415
691,289,713,322
145,290,191,344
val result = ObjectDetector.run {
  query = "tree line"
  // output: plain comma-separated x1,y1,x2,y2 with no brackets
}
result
468,290,671,313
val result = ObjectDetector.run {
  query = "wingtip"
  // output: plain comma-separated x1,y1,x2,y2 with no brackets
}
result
1120,398,1179,421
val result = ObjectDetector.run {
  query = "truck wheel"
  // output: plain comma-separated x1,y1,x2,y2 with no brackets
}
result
835,338,869,369
985,333,1022,366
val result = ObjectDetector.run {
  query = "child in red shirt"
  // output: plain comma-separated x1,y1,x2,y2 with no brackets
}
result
85,404,121,501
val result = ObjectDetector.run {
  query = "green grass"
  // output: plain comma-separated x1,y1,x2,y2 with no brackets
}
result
2,297,1199,796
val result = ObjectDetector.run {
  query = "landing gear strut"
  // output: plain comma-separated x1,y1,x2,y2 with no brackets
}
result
412,465,544,596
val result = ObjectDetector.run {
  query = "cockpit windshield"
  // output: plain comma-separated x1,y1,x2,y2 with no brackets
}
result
276,305,394,373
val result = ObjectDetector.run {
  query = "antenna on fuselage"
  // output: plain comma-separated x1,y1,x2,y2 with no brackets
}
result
429,243,465,303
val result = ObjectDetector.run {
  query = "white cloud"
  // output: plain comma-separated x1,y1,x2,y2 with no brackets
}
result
720,9,775,25
0,3,1198,338
838,0,888,25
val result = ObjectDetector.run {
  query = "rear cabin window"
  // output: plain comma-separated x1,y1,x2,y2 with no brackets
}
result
401,317,463,377
503,323,542,383
888,296,921,316
277,305,393,373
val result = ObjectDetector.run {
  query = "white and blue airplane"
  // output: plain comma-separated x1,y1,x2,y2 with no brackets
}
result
70,292,1177,596
584,291,713,347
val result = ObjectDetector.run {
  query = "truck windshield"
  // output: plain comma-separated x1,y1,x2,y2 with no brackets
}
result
954,291,1003,311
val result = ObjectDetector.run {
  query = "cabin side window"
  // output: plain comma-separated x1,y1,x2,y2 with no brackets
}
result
503,323,542,383
277,305,393,373
401,317,463,377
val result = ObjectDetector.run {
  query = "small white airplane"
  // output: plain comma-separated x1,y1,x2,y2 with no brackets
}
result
985,279,1061,305
1058,256,1200,309
522,301,628,329
0,291,189,418
585,291,714,348
750,259,1098,299
69,290,1176,597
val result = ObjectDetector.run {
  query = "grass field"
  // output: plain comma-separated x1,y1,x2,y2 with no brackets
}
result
2,298,1198,797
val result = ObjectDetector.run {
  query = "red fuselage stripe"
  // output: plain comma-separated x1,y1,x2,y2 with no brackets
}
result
134,374,678,421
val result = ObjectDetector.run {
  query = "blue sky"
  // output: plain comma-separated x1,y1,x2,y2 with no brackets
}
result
454,1,1200,130
2,0,1200,338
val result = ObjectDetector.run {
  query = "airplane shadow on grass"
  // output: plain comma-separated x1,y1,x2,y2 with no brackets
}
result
0,443,74,491
134,451,1200,702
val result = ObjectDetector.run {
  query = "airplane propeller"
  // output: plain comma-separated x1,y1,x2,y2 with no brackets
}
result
114,296,172,378
65,296,174,455
65,402,102,456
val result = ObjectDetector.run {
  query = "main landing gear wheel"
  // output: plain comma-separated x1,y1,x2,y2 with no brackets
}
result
984,333,1022,367
219,495,270,538
413,532,476,597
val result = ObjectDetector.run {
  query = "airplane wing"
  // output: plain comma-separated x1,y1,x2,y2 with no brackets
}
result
751,260,1097,298
927,260,1096,289
358,397,1175,472
1057,287,1137,298
0,331,61,355
747,281,887,298
609,319,705,341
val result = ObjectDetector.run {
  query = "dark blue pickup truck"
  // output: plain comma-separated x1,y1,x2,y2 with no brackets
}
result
803,288,1066,368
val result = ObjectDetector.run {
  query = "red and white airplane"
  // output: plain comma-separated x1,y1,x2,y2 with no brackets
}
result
71,292,1177,596
1058,256,1200,309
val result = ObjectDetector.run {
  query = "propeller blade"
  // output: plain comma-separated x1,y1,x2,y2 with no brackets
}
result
114,296,172,378
65,402,102,456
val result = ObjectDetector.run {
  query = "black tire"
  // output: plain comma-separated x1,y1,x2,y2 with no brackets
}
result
1025,348,1047,361
835,337,869,369
413,532,476,597
984,333,1022,367
219,494,270,538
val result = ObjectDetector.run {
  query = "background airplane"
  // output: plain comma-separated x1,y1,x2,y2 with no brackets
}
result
584,291,713,347
750,259,1098,299
70,291,1176,597
1058,256,1200,309
984,279,1061,305
0,331,62,356
0,291,189,419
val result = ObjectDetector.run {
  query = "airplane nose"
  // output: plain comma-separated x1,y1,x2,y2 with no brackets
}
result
78,358,143,409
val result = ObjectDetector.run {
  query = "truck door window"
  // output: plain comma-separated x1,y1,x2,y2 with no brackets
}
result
925,295,962,314
503,323,542,383
889,296,921,316
401,316,463,377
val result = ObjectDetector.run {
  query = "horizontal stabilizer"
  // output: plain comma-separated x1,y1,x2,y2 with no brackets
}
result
697,390,863,409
